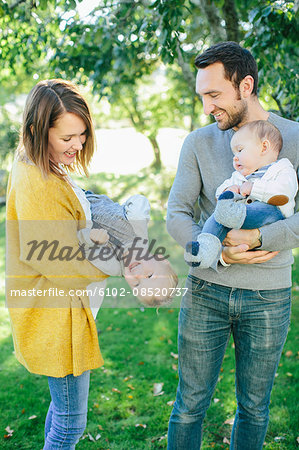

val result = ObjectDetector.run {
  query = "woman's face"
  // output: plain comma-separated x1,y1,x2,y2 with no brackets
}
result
48,112,87,165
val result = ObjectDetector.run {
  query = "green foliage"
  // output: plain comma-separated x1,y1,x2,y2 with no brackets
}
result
245,1,299,120
0,108,19,168
0,0,298,168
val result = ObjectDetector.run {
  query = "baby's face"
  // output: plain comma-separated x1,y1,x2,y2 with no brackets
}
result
230,128,275,177
124,257,173,306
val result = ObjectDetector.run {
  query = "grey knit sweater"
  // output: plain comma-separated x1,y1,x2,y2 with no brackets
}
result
167,112,299,290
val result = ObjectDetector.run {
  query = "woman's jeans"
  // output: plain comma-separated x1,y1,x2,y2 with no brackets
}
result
203,200,285,244
167,276,291,450
44,370,90,449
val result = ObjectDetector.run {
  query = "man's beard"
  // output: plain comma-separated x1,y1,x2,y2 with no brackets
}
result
217,99,248,131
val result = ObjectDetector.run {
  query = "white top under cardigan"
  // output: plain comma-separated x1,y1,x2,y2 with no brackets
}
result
68,177,106,320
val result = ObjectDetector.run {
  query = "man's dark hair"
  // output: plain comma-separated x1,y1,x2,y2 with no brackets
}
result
194,41,258,96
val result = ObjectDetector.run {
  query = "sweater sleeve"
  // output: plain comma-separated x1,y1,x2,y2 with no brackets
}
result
259,211,299,251
166,133,202,248
11,168,108,289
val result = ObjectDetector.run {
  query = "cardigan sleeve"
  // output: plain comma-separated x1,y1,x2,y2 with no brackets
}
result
9,164,108,290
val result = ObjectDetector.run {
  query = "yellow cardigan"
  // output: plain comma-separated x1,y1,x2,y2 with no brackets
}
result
6,161,108,377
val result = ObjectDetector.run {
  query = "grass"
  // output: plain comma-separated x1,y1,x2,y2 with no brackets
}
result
0,171,298,449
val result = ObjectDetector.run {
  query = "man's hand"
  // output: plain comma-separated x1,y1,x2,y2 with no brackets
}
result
222,244,279,265
240,181,253,197
223,228,261,250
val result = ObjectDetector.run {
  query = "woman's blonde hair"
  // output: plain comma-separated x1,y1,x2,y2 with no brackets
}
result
17,79,95,179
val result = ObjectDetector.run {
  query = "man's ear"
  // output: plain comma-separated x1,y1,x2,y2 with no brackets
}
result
239,75,254,99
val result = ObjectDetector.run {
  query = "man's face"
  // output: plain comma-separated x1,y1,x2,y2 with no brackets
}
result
196,62,248,130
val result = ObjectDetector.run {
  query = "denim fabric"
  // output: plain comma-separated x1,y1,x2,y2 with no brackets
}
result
202,200,285,244
44,370,90,449
167,275,291,450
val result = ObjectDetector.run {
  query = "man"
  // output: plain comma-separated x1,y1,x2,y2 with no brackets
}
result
166,42,299,450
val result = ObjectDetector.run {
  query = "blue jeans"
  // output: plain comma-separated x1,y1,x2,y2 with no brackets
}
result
203,200,284,244
44,371,90,449
167,276,291,449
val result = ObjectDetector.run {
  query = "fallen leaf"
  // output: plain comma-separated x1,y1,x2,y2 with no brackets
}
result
274,436,285,442
213,398,220,403
93,403,99,408
168,339,173,344
123,375,133,382
95,433,101,440
220,367,224,372
167,400,175,406
21,408,25,414
112,388,121,394
4,426,14,438
98,425,103,430
153,382,164,395
224,418,234,425
28,415,37,420
223,437,230,444
168,309,174,313
285,350,293,357
106,326,113,331
138,361,145,365
229,369,235,373
127,311,133,316
135,423,147,428
286,372,293,377
88,432,96,442
172,364,178,371
170,352,178,359
159,336,165,340
127,384,135,390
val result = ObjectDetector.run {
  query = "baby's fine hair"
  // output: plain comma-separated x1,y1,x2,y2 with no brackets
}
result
240,120,283,154
152,264,178,307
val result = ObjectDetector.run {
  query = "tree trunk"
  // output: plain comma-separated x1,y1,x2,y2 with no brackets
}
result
199,0,226,42
148,134,162,171
176,41,197,95
222,0,240,42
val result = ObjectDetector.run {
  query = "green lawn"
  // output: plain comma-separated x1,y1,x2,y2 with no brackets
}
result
1,173,298,449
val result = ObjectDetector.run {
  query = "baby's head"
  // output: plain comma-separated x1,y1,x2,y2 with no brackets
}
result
124,256,178,307
230,120,282,177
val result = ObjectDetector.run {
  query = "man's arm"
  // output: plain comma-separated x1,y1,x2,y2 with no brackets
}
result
223,212,299,252
166,133,202,248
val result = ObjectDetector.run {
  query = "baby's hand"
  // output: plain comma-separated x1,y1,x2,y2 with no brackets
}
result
90,228,109,244
240,181,253,197
224,185,240,194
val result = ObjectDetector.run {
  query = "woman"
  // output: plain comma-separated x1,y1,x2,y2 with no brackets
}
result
6,79,108,448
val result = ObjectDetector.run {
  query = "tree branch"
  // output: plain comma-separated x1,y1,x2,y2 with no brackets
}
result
9,0,27,9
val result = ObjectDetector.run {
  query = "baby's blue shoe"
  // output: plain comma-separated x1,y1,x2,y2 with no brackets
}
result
184,233,222,269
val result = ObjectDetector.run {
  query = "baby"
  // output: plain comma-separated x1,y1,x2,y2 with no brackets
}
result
184,120,298,269
78,192,178,306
